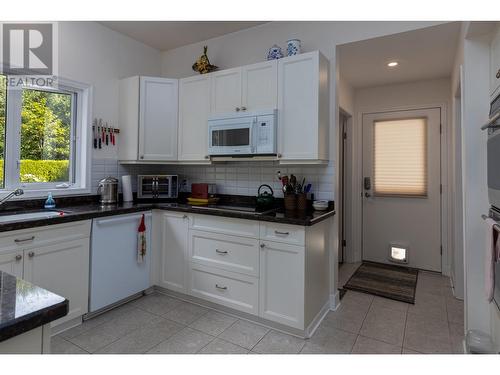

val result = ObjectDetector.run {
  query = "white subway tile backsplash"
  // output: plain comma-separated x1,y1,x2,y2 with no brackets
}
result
90,159,335,200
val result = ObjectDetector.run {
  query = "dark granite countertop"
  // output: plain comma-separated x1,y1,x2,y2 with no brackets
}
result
0,271,68,342
0,195,335,233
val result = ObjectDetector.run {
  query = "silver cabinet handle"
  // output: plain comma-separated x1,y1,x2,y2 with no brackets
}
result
497,68,500,79
235,107,240,112
274,230,290,236
365,192,371,198
183,215,188,219
260,243,265,248
277,153,282,158
481,112,500,130
216,249,228,255
28,251,35,258
14,236,35,244
241,106,247,111
140,155,144,159
15,254,22,261
215,284,227,290
204,155,209,159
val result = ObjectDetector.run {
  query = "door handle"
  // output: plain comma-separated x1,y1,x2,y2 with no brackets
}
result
215,249,228,255
215,284,227,290
365,192,371,198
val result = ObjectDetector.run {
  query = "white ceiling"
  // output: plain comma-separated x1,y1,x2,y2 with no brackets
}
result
100,21,267,51
338,22,461,89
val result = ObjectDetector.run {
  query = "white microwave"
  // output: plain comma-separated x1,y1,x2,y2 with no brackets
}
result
208,110,277,156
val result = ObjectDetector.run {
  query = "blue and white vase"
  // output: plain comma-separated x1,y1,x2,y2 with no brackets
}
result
267,44,283,60
286,39,301,56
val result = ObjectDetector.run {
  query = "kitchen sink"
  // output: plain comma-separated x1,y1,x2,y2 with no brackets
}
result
0,210,68,223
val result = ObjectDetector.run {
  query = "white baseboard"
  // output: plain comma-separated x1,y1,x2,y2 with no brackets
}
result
330,291,340,311
305,300,331,338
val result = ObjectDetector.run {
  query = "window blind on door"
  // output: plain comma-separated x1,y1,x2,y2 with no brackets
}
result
373,118,427,197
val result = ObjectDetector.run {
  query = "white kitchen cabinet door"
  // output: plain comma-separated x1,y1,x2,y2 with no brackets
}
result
211,67,242,114
277,51,329,161
139,77,179,161
259,241,304,329
491,25,500,97
160,212,189,293
178,75,211,162
0,250,24,278
23,238,89,326
242,60,278,111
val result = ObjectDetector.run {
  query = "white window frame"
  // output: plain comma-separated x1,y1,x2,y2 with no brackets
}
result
1,76,92,199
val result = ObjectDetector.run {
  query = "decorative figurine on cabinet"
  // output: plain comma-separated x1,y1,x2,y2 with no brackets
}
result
192,46,218,74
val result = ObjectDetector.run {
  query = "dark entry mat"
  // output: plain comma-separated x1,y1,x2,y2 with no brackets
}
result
343,261,419,304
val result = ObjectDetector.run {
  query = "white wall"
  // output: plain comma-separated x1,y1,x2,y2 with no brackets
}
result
58,22,162,161
461,30,491,335
348,78,452,269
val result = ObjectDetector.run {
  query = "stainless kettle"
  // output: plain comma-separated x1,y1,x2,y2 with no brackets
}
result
97,177,118,204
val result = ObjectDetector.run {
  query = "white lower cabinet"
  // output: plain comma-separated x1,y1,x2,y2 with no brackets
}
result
159,212,189,293
23,238,90,326
189,263,259,315
0,221,91,327
0,250,24,278
155,212,331,333
259,241,305,329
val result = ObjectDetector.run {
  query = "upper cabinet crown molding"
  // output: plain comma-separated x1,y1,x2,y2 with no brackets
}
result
118,76,178,162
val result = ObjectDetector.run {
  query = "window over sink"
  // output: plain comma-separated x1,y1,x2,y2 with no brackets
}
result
0,74,91,197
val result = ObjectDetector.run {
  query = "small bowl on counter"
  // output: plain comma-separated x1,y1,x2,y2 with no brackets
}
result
312,200,329,211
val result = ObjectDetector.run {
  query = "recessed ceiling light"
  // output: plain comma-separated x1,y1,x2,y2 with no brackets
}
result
387,61,399,67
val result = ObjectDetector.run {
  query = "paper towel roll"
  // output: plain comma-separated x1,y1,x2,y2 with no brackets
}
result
121,175,133,202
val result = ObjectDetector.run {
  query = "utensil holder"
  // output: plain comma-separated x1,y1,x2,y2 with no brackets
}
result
284,193,297,211
297,193,307,211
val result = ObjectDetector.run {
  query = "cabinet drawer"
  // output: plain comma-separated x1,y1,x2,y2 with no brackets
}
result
189,263,258,315
190,230,259,276
259,222,305,245
190,214,259,238
0,220,91,253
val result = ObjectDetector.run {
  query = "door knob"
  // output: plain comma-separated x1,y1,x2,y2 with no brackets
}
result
15,254,22,261
365,192,371,198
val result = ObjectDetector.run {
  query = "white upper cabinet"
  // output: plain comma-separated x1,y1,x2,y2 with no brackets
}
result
277,51,329,162
211,68,242,114
178,75,211,162
118,76,178,162
242,60,278,111
211,60,278,115
491,25,500,98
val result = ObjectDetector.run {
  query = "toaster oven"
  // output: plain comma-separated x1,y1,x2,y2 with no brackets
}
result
137,175,178,199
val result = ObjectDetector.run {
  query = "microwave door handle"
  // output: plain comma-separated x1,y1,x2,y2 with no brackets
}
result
481,112,500,130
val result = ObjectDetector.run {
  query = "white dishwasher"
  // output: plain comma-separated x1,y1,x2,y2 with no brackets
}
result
89,211,152,313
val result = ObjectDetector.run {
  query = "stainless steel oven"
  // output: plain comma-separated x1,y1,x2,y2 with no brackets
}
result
484,92,500,210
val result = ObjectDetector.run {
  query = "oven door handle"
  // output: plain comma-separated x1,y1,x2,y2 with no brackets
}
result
481,112,500,130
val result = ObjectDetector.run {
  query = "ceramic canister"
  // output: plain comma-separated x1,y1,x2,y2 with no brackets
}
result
286,39,301,56
267,44,284,60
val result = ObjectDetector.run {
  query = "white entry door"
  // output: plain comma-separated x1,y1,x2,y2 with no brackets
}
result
362,108,441,271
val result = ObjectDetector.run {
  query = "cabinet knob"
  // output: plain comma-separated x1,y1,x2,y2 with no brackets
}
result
15,254,22,261
497,69,500,79
235,107,240,112
28,251,35,258
277,153,282,159
140,155,144,159
183,215,188,219
241,106,247,111
204,155,209,159
260,243,265,248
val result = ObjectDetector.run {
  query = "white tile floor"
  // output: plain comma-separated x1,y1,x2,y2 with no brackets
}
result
52,264,465,354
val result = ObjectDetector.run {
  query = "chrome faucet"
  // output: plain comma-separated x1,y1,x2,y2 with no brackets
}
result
0,188,24,206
